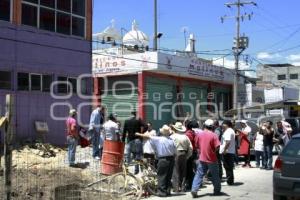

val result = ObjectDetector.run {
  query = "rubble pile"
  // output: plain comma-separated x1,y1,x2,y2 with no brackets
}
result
20,143,63,158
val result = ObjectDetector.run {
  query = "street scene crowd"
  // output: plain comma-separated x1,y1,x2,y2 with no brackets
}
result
65,105,294,198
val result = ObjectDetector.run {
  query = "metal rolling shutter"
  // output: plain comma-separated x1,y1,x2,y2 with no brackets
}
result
100,76,138,127
145,78,176,131
181,85,208,119
211,87,231,114
101,89,138,124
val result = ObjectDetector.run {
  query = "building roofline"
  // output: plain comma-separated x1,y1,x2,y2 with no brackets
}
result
263,63,294,68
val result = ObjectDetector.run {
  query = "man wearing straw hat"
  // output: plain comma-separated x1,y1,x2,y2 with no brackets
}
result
170,122,193,193
136,125,176,197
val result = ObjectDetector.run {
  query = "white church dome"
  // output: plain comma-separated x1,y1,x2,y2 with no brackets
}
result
123,20,149,47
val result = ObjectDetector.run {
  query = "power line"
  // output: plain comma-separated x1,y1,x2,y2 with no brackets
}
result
255,26,300,53
269,44,300,55
92,40,232,56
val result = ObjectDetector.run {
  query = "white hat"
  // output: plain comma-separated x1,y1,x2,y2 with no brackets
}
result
69,109,77,116
241,120,247,124
282,121,292,133
204,119,214,127
160,125,171,136
172,122,187,133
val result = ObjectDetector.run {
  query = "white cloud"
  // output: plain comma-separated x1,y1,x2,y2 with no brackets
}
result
256,52,300,65
213,57,250,70
290,62,300,66
287,54,300,61
213,57,256,78
286,54,300,65
256,52,281,60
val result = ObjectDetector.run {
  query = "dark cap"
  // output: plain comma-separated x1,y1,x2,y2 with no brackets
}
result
109,113,116,121
222,120,233,128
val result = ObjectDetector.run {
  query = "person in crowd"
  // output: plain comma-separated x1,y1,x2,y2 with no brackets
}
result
169,122,176,135
220,120,236,185
236,120,252,168
275,121,284,139
122,111,143,174
183,112,191,127
136,125,176,197
142,122,157,166
232,121,239,166
170,122,193,193
240,120,252,167
185,120,200,191
274,121,285,152
214,120,223,179
214,120,223,140
103,113,120,141
254,127,265,168
191,119,221,198
88,105,105,160
66,109,79,167
281,121,293,146
260,121,274,170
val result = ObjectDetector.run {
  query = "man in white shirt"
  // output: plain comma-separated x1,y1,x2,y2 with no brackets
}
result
103,113,120,141
136,125,176,197
142,122,157,166
220,120,236,185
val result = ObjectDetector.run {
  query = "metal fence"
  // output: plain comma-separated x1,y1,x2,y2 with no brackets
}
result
0,142,109,200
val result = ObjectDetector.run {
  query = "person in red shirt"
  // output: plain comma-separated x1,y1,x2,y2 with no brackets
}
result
66,109,79,167
185,120,200,191
191,119,221,198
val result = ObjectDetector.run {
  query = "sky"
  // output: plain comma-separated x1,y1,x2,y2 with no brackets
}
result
93,0,300,71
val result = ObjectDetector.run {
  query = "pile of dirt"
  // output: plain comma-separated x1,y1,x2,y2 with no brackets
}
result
20,143,63,158
10,143,66,171
0,143,109,199
8,168,92,200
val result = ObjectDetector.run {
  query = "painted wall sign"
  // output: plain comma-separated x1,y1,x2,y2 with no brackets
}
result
188,58,225,80
92,51,235,83
92,52,158,76
158,52,233,83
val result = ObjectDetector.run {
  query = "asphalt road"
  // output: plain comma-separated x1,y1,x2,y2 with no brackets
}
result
149,160,273,200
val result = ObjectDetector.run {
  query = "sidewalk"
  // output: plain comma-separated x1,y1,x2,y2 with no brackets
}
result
149,161,273,200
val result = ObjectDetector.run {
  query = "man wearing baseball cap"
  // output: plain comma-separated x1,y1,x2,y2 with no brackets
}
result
66,109,79,167
191,119,221,198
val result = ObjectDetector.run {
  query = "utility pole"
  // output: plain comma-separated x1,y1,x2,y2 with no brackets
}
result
221,0,256,109
4,94,14,200
153,0,158,51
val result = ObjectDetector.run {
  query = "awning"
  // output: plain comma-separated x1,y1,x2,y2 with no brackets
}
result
225,99,300,116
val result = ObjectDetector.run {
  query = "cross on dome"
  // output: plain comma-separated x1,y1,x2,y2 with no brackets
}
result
110,19,116,28
132,19,138,31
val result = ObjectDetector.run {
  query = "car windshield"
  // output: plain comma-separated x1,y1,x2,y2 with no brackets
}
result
281,138,300,158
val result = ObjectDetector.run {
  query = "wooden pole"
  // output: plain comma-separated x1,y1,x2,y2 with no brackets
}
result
4,94,13,200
